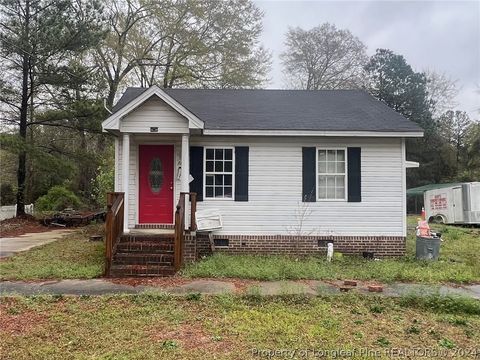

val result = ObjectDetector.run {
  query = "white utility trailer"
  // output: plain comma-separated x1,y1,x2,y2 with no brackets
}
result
425,182,480,224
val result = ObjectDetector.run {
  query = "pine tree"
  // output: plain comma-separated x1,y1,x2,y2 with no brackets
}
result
0,0,104,215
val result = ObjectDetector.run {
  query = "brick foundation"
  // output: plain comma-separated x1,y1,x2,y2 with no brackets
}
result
183,234,406,262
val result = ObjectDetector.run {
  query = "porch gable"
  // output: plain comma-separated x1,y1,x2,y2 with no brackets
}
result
121,96,189,134
102,85,204,134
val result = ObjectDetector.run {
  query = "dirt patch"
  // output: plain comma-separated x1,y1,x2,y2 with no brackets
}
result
0,215,50,238
222,278,259,294
150,322,234,352
0,308,46,336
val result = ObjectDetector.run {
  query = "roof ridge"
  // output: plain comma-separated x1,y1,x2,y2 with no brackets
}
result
164,88,366,92
123,86,366,93
108,86,423,134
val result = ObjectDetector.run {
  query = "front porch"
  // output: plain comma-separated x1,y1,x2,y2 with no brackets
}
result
115,132,194,231
101,87,206,277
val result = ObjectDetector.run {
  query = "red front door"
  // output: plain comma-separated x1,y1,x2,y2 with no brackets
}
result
139,145,174,224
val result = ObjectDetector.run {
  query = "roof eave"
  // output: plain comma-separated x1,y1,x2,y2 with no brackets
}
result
201,129,424,137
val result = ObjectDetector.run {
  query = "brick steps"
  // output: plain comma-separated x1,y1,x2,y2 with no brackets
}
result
109,264,176,277
119,233,174,242
113,253,174,266
110,234,176,277
116,242,174,253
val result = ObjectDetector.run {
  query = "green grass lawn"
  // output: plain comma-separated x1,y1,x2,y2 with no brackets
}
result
1,217,478,284
1,294,479,359
0,225,104,280
183,217,480,284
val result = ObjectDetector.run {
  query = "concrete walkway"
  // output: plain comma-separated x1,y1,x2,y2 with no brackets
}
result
1,279,479,299
0,229,73,257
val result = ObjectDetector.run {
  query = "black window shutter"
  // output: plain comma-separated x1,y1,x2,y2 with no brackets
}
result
347,147,361,202
234,146,249,201
302,147,316,202
189,146,204,201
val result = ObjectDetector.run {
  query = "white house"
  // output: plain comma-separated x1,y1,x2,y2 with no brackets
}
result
102,86,423,276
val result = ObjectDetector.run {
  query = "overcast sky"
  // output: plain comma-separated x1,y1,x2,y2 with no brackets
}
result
255,0,479,118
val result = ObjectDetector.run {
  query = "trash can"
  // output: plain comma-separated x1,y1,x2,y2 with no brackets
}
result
415,236,441,260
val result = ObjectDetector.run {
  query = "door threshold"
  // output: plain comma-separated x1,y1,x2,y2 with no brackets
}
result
128,228,174,235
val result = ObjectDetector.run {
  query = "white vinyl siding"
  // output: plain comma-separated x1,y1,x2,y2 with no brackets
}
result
120,96,189,134
191,136,405,237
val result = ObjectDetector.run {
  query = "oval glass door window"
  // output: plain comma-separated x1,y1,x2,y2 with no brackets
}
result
149,158,163,193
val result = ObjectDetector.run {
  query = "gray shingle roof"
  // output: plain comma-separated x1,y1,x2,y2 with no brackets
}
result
112,87,423,133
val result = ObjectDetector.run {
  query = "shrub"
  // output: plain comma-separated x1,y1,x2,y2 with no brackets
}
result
91,152,114,207
0,183,16,205
35,185,82,212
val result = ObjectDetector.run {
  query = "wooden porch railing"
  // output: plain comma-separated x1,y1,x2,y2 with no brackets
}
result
105,192,124,276
174,192,197,271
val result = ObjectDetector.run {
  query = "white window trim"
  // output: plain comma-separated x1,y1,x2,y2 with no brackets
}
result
203,146,235,201
316,147,348,202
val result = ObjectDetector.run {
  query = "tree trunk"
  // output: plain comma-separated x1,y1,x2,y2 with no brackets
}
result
16,1,30,217
456,138,461,171
16,145,27,216
98,81,118,153
106,82,118,109
26,117,35,204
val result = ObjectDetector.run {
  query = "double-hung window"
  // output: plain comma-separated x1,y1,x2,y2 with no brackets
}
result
317,148,347,200
204,147,234,199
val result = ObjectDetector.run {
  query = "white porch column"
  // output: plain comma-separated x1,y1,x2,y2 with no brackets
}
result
122,133,130,233
114,137,120,192
181,133,190,229
181,133,190,192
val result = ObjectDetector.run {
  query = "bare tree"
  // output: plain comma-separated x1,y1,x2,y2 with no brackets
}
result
280,23,368,90
96,0,271,107
135,0,270,89
438,110,472,167
94,0,160,107
286,200,315,237
425,69,459,119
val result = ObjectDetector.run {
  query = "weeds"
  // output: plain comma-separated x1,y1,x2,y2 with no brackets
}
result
182,218,480,284
438,338,456,349
244,285,262,302
376,337,390,347
369,305,385,314
185,292,202,301
161,340,179,350
399,294,480,315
